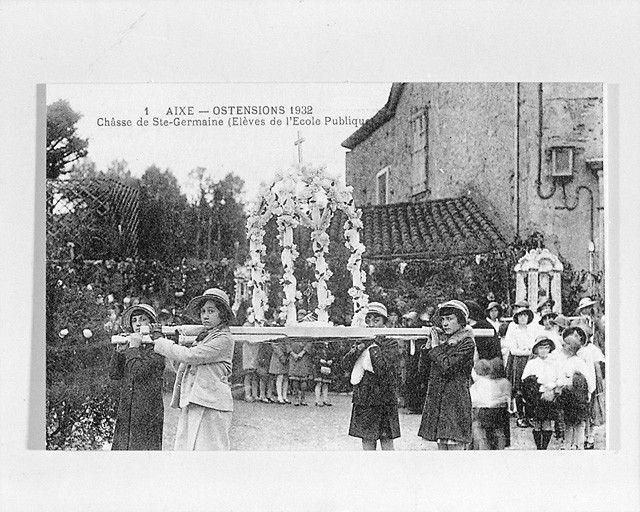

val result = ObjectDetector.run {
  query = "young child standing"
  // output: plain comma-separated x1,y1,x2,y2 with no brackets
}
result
269,341,290,404
288,340,313,406
520,336,559,449
255,341,274,402
504,301,537,427
109,304,165,450
153,288,235,450
343,302,400,450
312,341,336,407
241,308,260,402
574,320,606,449
470,358,511,450
418,300,475,450
555,326,596,450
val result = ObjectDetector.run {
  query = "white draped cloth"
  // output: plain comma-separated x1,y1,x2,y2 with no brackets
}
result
350,345,376,385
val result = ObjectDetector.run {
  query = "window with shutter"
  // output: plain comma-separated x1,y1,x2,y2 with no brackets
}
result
410,108,428,196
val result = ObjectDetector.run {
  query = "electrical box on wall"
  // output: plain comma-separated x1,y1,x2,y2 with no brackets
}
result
550,147,575,179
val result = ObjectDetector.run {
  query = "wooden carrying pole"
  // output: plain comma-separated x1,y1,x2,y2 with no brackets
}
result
112,324,496,344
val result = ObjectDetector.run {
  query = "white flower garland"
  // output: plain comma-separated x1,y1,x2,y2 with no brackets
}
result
246,163,369,326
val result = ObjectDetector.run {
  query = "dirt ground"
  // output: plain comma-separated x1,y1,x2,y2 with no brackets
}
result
161,391,606,451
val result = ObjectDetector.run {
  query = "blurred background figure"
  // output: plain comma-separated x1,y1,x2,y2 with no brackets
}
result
485,301,503,334
402,309,429,414
103,305,122,335
241,308,260,402
387,308,400,328
575,297,605,355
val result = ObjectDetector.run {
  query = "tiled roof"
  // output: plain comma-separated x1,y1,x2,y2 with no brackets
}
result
343,197,508,260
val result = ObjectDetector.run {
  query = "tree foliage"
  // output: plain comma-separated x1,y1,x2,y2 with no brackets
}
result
47,99,89,179
186,168,248,263
139,165,190,262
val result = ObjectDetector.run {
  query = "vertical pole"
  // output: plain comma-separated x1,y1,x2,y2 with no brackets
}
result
515,82,521,238
528,270,539,309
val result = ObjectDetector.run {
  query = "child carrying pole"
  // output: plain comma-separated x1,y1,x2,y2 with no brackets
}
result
342,302,401,450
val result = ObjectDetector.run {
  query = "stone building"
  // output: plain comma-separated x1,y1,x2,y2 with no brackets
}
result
343,83,604,285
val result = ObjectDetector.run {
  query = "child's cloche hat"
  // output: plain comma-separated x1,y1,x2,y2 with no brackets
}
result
570,318,593,338
366,302,388,319
186,288,235,322
576,297,597,313
122,304,157,331
536,298,555,313
538,307,558,325
550,315,570,330
402,311,418,320
438,299,469,321
512,300,534,324
532,335,555,354
485,301,503,315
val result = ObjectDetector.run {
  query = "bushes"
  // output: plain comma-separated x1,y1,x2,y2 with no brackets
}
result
46,260,119,449
365,255,503,313
48,258,237,320
46,343,119,450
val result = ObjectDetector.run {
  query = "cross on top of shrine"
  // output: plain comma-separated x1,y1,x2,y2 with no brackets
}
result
294,131,305,163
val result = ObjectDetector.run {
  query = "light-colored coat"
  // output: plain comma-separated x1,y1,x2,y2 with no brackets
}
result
154,325,234,412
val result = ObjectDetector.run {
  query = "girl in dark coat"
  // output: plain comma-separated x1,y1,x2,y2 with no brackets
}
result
312,341,337,406
418,300,475,450
288,340,313,406
109,304,165,450
255,341,274,402
269,340,290,404
343,302,400,450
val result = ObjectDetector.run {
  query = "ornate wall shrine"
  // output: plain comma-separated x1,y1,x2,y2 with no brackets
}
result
514,248,564,313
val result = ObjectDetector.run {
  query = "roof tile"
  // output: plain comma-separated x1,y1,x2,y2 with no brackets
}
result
354,197,508,260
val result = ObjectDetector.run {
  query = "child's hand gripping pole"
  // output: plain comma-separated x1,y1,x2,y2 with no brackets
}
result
110,325,156,345
110,324,206,344
160,324,206,346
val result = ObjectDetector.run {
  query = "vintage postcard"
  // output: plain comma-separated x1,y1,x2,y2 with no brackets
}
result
44,82,606,453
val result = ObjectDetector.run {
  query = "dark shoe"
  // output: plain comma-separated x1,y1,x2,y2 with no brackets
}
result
516,419,529,428
300,402,308,406
323,402,333,406
284,399,292,404
276,399,286,405
584,441,595,450
315,402,324,407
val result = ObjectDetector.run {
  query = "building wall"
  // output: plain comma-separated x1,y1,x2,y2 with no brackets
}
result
344,82,603,272
517,82,603,272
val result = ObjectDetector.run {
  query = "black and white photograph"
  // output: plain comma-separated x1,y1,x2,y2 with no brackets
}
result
44,82,606,453
2,2,640,511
